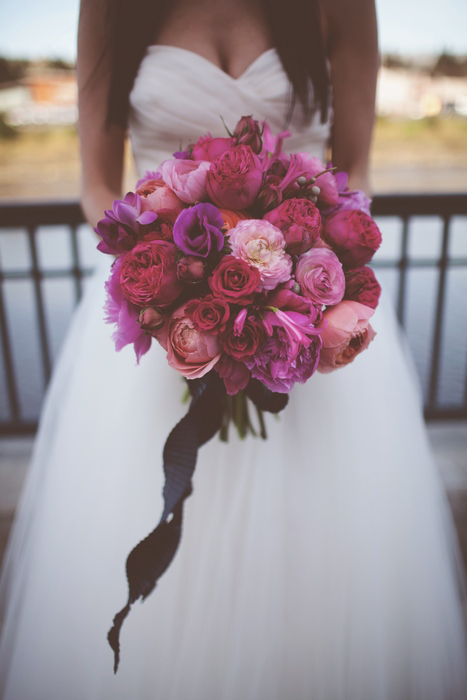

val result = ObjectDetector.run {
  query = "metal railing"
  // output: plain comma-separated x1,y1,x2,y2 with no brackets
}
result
0,194,466,434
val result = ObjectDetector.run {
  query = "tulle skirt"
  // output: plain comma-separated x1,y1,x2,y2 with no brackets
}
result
1,257,467,700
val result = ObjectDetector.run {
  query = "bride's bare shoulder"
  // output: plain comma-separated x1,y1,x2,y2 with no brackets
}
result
319,0,378,50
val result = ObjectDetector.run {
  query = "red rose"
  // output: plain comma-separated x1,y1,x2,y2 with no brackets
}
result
264,198,321,255
220,316,265,360
206,145,263,210
322,210,382,269
119,241,183,308
185,295,230,331
344,266,381,309
208,255,260,305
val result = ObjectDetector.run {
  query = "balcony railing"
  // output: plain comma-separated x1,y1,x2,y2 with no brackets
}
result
0,194,466,435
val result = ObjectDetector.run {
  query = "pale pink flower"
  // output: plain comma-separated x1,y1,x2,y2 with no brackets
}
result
159,159,211,204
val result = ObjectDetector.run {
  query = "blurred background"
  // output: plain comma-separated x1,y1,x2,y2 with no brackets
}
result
0,0,466,573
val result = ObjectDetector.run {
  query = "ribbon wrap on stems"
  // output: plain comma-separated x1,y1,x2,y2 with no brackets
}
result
107,370,289,672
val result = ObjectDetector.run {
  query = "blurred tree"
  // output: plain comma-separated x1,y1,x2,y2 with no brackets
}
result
0,57,27,84
432,52,467,77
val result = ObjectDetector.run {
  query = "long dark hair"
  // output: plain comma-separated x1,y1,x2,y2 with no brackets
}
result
105,0,330,129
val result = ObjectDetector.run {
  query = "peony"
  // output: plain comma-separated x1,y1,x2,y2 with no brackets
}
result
136,177,185,214
192,133,235,161
185,295,230,331
323,210,382,269
295,248,346,307
208,255,261,304
344,266,381,309
318,300,376,373
206,144,263,210
159,304,221,379
264,198,321,255
228,219,292,291
159,159,211,204
119,240,183,308
173,202,225,258
95,192,158,255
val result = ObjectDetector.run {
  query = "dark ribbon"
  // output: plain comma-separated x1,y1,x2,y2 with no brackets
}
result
107,371,288,672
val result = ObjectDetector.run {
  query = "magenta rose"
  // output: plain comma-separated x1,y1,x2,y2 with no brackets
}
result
264,198,321,255
220,315,265,361
159,304,221,379
295,248,345,307
192,133,235,161
323,210,382,268
185,295,230,331
208,255,261,305
215,354,251,395
119,240,184,308
206,145,263,210
318,300,376,373
159,159,211,204
344,266,381,309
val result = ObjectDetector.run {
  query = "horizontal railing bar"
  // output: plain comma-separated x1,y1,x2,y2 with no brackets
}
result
0,200,85,227
0,267,94,281
371,258,467,269
0,422,38,436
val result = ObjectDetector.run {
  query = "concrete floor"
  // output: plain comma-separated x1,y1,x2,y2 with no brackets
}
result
1,423,467,571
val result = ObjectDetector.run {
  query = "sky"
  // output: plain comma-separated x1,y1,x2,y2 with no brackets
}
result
0,0,465,61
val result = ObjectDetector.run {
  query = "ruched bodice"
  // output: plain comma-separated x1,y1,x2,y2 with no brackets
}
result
129,45,331,173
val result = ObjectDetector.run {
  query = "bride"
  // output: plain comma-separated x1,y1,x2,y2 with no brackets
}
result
1,0,467,698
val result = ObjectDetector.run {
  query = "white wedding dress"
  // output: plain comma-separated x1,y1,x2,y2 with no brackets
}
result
1,46,467,700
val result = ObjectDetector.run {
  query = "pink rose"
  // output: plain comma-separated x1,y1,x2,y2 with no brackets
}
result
228,219,292,291
159,159,211,204
119,241,184,308
323,210,382,269
160,304,221,379
264,198,321,255
206,144,263,210
136,177,185,214
185,295,230,331
192,133,235,161
344,266,381,309
318,300,376,373
208,255,261,305
296,248,345,307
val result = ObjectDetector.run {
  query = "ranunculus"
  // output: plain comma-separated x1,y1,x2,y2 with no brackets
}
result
215,354,250,395
218,208,247,232
173,202,225,258
140,209,178,243
138,307,165,334
192,133,235,161
220,315,265,361
177,255,206,282
136,177,185,214
323,210,382,268
161,304,221,379
185,295,230,331
206,144,263,210
234,115,262,153
264,198,321,255
119,241,183,308
344,266,381,309
208,255,260,304
159,159,211,204
318,300,376,373
104,258,151,363
296,248,345,307
95,192,158,255
228,219,292,291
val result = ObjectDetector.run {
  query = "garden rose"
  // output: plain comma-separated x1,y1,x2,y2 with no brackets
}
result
206,144,263,210
185,295,230,331
173,202,225,257
323,210,382,268
344,266,381,309
119,241,183,308
159,159,211,204
192,133,235,161
96,192,158,255
228,219,292,291
208,255,260,304
295,248,345,306
264,198,321,255
318,300,376,373
162,304,221,379
136,177,185,214
221,315,265,361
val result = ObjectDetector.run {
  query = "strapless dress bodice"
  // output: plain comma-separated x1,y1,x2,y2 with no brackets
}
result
128,45,331,174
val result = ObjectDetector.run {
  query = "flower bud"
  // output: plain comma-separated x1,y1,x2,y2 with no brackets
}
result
234,115,262,154
138,307,165,334
177,255,206,282
256,183,283,212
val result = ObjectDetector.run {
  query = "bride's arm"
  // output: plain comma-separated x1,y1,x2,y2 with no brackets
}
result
77,0,125,228
322,0,380,194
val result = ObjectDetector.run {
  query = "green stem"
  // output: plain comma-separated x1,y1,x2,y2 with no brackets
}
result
256,406,267,440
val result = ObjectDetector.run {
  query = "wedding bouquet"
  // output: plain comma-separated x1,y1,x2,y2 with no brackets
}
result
95,116,382,670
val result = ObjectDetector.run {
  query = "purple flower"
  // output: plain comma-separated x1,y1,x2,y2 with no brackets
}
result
104,258,151,363
173,148,193,160
95,192,158,256
321,171,372,219
173,203,225,258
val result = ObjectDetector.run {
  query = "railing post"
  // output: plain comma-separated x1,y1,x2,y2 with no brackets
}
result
0,261,21,422
397,216,409,325
27,225,52,385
